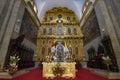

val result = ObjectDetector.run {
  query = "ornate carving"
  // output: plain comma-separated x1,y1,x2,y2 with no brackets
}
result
36,7,84,61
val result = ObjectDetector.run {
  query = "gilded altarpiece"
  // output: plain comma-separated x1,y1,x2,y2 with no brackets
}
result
36,7,84,61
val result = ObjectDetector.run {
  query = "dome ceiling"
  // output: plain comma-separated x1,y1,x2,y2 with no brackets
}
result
34,0,95,21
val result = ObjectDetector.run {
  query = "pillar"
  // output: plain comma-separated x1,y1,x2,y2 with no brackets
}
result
95,0,120,71
0,0,24,69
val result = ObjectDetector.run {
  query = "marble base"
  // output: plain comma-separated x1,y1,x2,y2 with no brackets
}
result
108,72,120,79
89,68,120,79
0,72,12,79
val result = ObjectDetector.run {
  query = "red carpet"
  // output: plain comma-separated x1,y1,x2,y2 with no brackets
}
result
0,68,120,80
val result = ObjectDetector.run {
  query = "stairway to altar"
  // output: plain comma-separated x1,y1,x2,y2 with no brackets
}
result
0,68,120,80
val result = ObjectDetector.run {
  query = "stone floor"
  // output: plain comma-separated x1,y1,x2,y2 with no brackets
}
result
88,68,120,79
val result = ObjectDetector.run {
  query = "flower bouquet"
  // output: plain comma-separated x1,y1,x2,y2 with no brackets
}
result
7,55,20,75
52,63,66,78
102,55,111,71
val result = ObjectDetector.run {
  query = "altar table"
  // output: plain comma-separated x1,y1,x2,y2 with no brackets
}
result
42,62,76,78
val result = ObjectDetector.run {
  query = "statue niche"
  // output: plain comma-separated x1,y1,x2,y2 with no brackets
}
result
56,42,65,62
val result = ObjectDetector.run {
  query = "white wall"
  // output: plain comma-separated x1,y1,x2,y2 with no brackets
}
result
21,38,36,52
84,37,101,60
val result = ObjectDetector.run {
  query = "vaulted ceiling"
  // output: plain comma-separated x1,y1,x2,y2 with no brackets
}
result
22,0,97,28
34,0,95,21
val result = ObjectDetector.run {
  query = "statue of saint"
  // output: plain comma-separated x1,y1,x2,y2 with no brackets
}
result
56,42,65,62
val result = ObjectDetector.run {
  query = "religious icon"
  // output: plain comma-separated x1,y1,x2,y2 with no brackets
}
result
73,28,77,34
49,28,52,34
56,42,65,62
68,28,71,34
57,26,62,35
43,28,46,34
68,47,72,54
